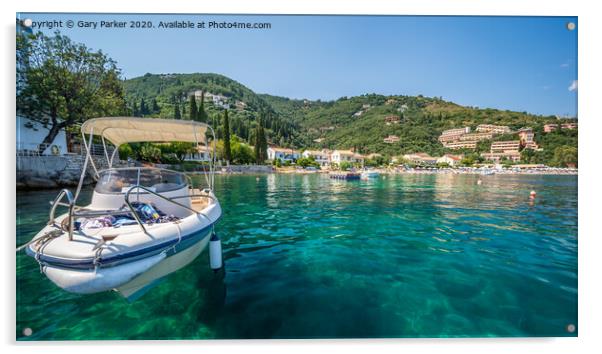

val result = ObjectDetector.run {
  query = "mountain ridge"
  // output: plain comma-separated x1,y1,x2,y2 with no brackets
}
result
123,72,577,162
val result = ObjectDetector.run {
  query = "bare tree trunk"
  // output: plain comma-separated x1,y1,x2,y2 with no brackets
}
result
38,122,64,154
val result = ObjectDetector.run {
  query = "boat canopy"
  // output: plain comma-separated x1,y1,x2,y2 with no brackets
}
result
81,117,211,146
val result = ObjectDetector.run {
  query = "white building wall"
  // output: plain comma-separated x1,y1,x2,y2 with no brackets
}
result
16,116,68,155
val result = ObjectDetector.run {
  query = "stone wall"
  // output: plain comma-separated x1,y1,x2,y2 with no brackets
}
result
220,165,275,174
16,155,109,189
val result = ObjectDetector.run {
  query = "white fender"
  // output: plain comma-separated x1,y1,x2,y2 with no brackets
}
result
43,252,166,294
209,234,223,270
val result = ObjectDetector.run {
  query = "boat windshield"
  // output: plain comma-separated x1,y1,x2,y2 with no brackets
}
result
94,168,188,194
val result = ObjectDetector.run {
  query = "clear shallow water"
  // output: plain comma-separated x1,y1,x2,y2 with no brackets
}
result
16,174,577,339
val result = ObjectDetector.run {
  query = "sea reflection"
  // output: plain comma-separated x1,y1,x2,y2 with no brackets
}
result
17,174,577,339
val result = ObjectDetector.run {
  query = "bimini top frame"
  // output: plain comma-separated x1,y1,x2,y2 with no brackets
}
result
75,117,217,203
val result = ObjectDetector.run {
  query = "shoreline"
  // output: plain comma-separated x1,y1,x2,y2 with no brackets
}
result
209,166,578,176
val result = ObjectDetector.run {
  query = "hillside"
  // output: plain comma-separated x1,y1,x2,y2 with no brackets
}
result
123,73,302,147
260,93,576,159
123,73,577,164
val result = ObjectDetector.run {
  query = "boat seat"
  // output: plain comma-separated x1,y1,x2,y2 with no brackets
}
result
190,189,211,212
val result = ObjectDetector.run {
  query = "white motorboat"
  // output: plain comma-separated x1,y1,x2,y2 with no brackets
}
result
18,117,223,300
360,170,380,180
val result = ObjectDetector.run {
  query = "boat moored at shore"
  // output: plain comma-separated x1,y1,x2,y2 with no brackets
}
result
18,117,223,300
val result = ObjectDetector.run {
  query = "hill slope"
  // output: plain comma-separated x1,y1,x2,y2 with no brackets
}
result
124,73,577,164
123,73,301,146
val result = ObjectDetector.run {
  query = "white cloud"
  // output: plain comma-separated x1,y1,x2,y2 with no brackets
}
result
568,80,578,92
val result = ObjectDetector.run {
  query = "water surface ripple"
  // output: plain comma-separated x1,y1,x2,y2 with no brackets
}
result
16,174,577,339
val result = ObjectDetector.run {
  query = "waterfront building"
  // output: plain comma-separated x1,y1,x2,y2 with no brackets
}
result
267,146,301,163
481,140,521,162
403,153,437,165
302,149,331,167
476,124,511,134
437,154,463,167
184,145,212,162
490,140,521,153
481,151,521,162
331,150,364,166
17,116,68,155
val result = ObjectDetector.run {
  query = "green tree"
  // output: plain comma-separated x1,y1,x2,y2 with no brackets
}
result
197,91,207,122
151,98,160,113
17,31,127,152
138,143,162,163
139,97,148,116
551,145,578,167
173,102,181,119
188,95,198,121
254,118,268,164
223,109,232,163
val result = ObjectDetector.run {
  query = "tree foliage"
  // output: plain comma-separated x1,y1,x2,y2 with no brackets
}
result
17,31,127,151
223,109,232,163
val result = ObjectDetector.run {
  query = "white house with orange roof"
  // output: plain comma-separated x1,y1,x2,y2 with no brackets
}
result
331,150,364,166
267,146,300,163
302,149,331,167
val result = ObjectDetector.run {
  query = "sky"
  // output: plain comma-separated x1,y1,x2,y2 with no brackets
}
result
18,13,578,117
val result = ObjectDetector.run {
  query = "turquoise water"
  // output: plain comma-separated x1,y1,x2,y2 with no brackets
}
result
16,174,577,339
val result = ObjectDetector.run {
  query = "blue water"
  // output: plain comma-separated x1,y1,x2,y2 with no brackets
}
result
16,174,578,339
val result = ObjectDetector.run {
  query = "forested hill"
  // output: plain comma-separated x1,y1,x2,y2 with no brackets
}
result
123,73,577,159
122,73,302,147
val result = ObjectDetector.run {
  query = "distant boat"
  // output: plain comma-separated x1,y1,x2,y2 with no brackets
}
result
329,171,361,180
361,171,380,180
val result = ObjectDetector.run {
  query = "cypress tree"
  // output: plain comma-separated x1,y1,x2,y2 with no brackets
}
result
254,118,268,164
152,98,160,113
174,103,181,120
132,101,139,116
223,109,232,163
140,98,148,116
197,91,207,122
189,95,198,121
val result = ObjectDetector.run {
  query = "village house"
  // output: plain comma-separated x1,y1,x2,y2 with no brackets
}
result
436,154,463,167
384,115,400,125
234,100,247,111
544,123,559,133
383,135,400,144
267,146,301,163
366,153,382,160
561,122,578,130
403,153,437,165
302,149,331,167
331,150,364,166
184,145,212,162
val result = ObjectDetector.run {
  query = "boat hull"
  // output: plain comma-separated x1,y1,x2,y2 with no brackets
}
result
40,225,214,296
